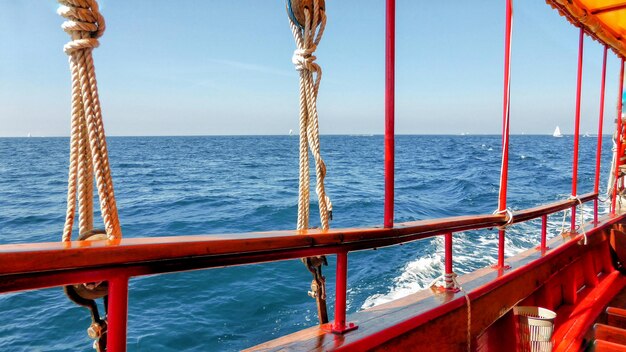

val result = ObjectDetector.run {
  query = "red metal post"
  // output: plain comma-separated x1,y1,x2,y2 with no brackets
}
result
444,233,453,276
443,232,459,291
499,0,513,189
497,230,506,269
384,0,395,228
496,0,513,270
571,28,584,231
107,276,129,352
540,214,548,251
594,46,608,224
329,252,357,334
612,59,625,215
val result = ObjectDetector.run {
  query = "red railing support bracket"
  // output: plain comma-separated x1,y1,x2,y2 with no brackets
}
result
536,214,550,252
322,252,358,334
107,275,129,352
492,229,511,271
444,233,460,292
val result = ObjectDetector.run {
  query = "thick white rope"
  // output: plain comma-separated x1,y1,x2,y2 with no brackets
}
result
288,1,332,231
59,0,122,241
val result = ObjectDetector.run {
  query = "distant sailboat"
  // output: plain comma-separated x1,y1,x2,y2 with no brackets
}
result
27,133,31,138
289,129,293,136
553,126,563,138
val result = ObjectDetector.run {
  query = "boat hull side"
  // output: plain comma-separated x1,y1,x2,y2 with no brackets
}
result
248,214,626,352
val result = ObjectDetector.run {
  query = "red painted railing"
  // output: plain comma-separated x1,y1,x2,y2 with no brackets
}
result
0,192,602,351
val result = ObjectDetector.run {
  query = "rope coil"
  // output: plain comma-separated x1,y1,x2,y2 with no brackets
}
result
58,0,121,242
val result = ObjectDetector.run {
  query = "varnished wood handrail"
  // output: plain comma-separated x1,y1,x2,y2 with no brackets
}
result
511,192,596,223
0,192,598,290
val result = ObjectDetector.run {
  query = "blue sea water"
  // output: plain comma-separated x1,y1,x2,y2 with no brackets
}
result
0,135,615,351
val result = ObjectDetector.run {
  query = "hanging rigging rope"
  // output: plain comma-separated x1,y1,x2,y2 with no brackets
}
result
288,0,332,231
58,0,122,242
287,0,331,325
57,1,121,350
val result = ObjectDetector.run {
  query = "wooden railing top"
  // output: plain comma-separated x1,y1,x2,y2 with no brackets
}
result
0,192,597,281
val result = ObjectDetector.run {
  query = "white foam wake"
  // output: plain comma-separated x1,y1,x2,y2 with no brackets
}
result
361,199,609,310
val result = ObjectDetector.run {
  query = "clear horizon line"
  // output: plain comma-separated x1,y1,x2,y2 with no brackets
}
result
0,133,615,138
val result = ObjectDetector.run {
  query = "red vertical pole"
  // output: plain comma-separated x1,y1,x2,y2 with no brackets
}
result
496,0,513,269
334,252,347,331
594,46,608,224
540,214,548,251
444,233,455,290
444,233,453,276
612,59,625,215
571,28,584,231
384,0,395,228
330,252,356,333
498,0,512,211
107,276,129,352
497,230,506,269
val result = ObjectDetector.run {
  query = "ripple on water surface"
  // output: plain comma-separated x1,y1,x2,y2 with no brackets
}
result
0,135,614,350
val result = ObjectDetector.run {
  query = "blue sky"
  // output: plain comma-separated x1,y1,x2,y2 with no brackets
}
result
0,1,623,136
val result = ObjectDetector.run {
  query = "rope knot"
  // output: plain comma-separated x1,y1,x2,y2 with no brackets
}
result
444,272,458,290
429,271,461,292
493,208,514,230
58,0,105,54
292,48,319,72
